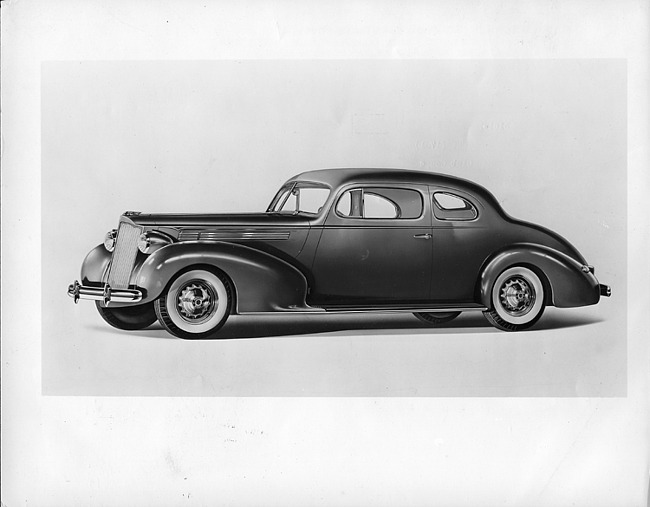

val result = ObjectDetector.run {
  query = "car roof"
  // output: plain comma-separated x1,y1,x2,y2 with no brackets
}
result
289,168,499,206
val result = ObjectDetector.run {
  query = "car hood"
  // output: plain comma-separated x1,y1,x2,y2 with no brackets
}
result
124,212,311,228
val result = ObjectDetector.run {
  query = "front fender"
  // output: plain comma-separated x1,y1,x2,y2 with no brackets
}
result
80,244,111,284
478,243,600,308
135,241,309,313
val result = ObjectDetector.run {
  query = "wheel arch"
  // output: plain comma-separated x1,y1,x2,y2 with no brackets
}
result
135,241,309,313
477,243,600,309
158,262,238,315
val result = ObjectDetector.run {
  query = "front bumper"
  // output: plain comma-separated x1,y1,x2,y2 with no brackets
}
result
67,280,143,305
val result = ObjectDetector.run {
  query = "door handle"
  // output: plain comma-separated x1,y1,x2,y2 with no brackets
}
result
413,233,432,240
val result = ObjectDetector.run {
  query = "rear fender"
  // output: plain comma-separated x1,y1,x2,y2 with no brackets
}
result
478,243,600,308
135,241,309,312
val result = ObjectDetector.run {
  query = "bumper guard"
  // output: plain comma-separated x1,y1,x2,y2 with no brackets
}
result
67,280,143,305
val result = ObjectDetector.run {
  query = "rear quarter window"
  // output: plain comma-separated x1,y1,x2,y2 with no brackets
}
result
432,192,478,220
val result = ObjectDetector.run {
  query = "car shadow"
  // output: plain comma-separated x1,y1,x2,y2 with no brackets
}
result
94,309,605,340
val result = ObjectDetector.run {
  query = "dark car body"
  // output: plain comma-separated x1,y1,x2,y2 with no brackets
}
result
69,168,610,337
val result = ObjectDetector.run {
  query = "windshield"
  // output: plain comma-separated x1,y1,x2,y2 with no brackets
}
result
267,182,331,215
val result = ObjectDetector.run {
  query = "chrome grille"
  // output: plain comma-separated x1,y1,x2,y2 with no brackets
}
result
107,221,142,289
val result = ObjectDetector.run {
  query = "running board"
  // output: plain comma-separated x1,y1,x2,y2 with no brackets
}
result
241,303,487,315
319,304,487,314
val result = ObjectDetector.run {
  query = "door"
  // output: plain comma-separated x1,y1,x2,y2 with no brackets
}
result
429,187,491,303
310,185,432,305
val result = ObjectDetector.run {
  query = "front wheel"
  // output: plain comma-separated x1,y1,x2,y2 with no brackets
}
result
413,311,461,326
155,268,232,339
95,301,158,330
483,266,545,331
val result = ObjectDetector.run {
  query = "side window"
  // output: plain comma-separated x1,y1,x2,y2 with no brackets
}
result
336,187,423,219
432,192,478,220
268,183,331,214
363,193,399,218
297,187,330,213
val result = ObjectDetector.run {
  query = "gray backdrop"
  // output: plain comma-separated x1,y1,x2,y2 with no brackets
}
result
42,59,626,396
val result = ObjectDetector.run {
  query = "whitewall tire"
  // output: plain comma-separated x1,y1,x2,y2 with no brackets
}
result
483,266,545,331
155,268,232,339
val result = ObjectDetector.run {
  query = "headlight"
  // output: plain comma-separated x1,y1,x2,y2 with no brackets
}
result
104,229,117,252
138,231,172,254
138,233,150,253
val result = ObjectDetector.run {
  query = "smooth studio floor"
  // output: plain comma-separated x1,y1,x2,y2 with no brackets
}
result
43,300,625,397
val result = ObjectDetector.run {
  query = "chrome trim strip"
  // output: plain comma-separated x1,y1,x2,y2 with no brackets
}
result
178,230,291,241
67,281,142,304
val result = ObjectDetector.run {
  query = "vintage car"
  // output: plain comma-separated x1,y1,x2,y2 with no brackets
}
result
68,168,610,338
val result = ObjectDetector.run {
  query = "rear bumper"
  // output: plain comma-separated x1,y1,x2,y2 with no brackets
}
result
67,280,143,305
599,284,612,297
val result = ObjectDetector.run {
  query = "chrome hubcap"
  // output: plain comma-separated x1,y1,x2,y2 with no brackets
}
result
177,281,218,323
499,277,535,317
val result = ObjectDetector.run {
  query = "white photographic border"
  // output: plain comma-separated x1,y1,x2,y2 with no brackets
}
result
2,1,648,505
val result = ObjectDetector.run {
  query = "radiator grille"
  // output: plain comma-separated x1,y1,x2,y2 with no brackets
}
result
107,221,142,289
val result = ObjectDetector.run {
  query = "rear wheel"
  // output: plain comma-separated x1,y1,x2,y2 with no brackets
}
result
483,266,545,331
95,301,158,330
413,311,461,326
155,268,232,339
